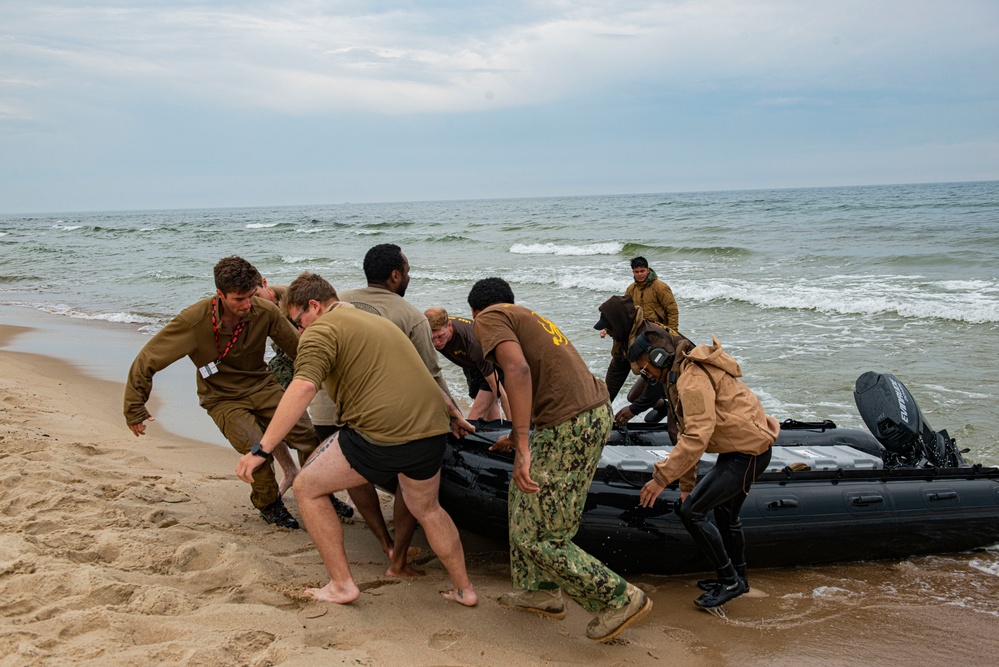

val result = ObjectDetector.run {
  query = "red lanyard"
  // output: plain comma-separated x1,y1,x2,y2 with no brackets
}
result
211,298,247,362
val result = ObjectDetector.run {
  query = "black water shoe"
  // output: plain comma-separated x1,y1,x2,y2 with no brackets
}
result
694,577,747,609
331,495,355,519
697,577,749,593
697,564,749,592
260,499,299,529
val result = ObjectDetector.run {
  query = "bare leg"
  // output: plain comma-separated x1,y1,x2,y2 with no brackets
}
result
347,483,393,556
482,400,501,421
293,435,369,604
386,486,424,579
397,472,477,607
273,442,299,496
467,390,500,421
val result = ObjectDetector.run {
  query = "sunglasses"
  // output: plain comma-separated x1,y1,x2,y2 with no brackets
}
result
639,362,659,385
289,307,306,331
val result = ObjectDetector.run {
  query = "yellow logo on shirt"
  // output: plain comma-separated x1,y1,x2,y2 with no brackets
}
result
533,312,569,346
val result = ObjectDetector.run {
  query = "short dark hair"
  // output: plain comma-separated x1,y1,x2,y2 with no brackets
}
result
468,277,515,311
284,272,338,315
627,330,666,364
363,244,404,284
214,256,259,294
631,256,649,269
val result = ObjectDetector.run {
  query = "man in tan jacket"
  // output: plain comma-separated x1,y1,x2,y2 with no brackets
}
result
632,331,779,610
625,256,678,330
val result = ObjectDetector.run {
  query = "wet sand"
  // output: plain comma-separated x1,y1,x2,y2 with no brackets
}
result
1,308,997,666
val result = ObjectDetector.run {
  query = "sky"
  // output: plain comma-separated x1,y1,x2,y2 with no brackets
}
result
1,0,997,213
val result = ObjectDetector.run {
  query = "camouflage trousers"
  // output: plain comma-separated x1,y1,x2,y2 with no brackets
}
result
508,402,629,613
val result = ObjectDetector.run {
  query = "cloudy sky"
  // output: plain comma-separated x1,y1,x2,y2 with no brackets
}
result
2,1,997,213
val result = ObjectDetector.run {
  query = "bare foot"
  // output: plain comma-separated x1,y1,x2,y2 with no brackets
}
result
386,563,425,579
305,580,361,605
387,545,422,564
441,587,478,607
278,468,297,496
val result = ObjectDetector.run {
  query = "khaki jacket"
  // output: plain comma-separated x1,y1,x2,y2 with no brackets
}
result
625,270,679,330
653,336,780,492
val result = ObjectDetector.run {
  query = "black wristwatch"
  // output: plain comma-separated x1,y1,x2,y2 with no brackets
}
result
250,443,273,460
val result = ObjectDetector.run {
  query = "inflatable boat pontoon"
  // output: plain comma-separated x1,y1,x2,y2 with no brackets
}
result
439,372,999,574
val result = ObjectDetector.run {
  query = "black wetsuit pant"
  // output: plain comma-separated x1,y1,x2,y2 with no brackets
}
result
678,448,773,570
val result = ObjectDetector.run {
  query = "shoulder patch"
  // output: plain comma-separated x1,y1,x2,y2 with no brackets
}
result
680,388,706,416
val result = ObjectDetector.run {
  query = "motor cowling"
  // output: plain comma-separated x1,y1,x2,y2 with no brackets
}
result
853,371,963,468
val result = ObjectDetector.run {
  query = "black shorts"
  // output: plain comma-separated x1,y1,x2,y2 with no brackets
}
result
463,367,503,399
314,424,340,443
337,426,447,489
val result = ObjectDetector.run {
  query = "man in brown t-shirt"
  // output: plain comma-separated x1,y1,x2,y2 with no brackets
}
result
425,307,510,421
467,277,652,643
236,272,477,608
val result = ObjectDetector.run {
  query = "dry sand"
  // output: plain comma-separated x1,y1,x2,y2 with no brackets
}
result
2,315,998,666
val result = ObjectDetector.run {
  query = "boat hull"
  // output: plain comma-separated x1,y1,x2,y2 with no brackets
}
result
439,422,999,574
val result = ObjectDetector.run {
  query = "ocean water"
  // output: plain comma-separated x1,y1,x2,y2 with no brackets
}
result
1,181,998,463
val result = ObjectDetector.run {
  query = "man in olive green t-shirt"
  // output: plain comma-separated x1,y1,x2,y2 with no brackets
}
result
468,277,652,643
236,271,478,608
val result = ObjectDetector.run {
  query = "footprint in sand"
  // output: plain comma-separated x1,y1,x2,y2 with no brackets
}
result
300,604,328,619
357,578,401,594
427,629,464,650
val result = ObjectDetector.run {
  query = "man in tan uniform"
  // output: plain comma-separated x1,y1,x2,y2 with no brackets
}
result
625,256,679,330
124,256,317,528
236,272,477,607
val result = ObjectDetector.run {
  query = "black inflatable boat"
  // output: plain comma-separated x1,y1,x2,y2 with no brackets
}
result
439,372,999,574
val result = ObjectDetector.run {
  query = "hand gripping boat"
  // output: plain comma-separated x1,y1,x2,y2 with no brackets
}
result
439,372,999,574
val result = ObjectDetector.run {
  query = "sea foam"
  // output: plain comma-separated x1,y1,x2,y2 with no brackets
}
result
510,242,623,256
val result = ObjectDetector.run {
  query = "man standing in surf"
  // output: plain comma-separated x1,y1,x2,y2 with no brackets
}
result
626,256,678,330
236,271,477,607
468,277,652,643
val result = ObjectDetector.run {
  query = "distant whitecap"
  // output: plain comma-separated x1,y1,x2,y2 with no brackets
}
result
510,242,623,256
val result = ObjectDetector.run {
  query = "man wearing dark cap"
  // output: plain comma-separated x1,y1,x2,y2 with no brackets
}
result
595,294,691,437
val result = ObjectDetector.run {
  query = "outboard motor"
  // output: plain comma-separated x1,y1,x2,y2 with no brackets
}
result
853,371,964,468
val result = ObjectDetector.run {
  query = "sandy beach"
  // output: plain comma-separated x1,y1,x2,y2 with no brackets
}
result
2,310,998,666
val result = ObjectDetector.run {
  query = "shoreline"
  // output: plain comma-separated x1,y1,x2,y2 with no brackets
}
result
2,309,998,666
0,305,228,447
